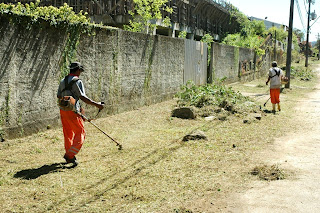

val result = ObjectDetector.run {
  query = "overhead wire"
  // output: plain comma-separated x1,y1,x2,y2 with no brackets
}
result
303,0,308,14
295,0,307,33
310,15,320,27
308,0,320,27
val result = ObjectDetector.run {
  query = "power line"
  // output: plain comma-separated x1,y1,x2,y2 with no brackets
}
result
310,15,320,27
303,0,308,13
295,0,307,31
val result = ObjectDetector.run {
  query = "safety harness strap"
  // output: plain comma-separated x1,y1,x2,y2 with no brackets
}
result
270,68,280,78
61,76,79,93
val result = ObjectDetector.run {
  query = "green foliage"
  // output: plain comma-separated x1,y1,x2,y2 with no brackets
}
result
0,2,99,78
59,28,82,78
291,49,302,63
311,47,319,55
267,26,288,43
293,28,304,41
223,8,267,55
178,31,187,39
201,33,214,44
222,33,265,55
124,0,172,34
175,80,253,110
201,34,214,65
291,66,315,81
230,7,250,30
229,8,266,36
250,20,266,36
0,1,93,30
226,5,297,58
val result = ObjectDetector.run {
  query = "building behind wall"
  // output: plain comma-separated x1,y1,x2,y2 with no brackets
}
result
249,16,288,31
2,0,242,41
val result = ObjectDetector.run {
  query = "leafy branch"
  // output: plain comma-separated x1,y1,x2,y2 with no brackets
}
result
124,0,172,34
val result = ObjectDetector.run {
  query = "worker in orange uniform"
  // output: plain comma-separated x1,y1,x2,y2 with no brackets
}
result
266,61,284,114
57,62,104,166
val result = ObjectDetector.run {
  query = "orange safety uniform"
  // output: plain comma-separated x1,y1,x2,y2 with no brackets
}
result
270,88,280,104
57,72,87,161
60,109,85,160
268,66,283,104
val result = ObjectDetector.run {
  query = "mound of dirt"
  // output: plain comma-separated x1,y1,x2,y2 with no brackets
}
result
251,164,285,181
182,130,208,142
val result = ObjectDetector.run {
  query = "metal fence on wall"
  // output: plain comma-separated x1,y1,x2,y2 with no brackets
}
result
184,40,207,85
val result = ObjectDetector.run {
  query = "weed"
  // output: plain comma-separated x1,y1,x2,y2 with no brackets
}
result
290,65,315,81
175,80,259,114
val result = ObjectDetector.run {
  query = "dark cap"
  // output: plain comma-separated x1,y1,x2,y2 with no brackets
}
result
272,61,277,67
69,62,84,71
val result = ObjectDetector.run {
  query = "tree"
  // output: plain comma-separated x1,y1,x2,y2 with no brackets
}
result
222,9,267,55
124,0,172,34
267,26,288,43
293,28,305,41
251,20,266,36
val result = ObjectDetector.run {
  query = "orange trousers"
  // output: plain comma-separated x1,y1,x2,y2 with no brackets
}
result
60,110,85,159
270,88,280,104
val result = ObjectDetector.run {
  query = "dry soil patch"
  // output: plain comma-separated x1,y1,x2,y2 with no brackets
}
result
226,68,320,212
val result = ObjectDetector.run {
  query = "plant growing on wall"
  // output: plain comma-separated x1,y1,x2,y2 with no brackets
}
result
222,33,265,56
124,0,173,34
0,1,92,28
0,1,98,78
201,34,214,65
178,31,187,39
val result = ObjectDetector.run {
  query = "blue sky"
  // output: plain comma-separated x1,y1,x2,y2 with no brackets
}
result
227,0,320,41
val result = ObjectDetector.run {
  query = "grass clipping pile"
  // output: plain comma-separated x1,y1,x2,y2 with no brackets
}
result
251,164,285,181
173,81,261,120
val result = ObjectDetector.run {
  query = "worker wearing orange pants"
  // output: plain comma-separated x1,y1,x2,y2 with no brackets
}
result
57,62,104,165
270,88,280,105
266,61,284,113
60,109,85,161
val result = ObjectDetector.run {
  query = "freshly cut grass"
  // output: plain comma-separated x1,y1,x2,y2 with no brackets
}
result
0,66,318,212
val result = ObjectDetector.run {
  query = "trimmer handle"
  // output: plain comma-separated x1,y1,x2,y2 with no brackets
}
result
98,101,105,113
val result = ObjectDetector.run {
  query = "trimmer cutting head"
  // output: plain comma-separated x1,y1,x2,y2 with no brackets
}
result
117,144,123,150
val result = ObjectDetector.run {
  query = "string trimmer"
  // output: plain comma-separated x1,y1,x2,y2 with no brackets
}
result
76,111,123,150
263,97,271,107
263,87,285,107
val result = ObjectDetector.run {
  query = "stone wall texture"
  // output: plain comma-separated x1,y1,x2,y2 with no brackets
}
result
0,17,273,140
210,42,271,83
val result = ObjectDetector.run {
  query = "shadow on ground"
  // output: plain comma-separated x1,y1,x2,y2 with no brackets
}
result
14,163,77,180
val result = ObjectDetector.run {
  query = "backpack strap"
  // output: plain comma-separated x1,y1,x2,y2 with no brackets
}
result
61,76,79,93
270,68,280,78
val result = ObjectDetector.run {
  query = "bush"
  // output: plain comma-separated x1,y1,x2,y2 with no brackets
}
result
175,80,259,114
291,66,315,81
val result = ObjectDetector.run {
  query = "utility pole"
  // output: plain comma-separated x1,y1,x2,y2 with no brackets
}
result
274,30,277,61
285,0,294,89
318,33,320,60
305,0,311,67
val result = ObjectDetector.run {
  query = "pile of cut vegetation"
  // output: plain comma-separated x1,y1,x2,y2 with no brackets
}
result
173,80,260,119
251,164,285,181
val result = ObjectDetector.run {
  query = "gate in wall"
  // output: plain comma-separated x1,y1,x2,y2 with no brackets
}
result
184,40,208,85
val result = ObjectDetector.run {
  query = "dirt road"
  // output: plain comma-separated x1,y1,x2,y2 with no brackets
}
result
227,68,320,212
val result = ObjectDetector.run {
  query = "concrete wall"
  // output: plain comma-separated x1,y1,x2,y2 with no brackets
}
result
0,17,275,140
0,18,184,139
209,42,271,83
0,18,67,139
76,29,184,116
